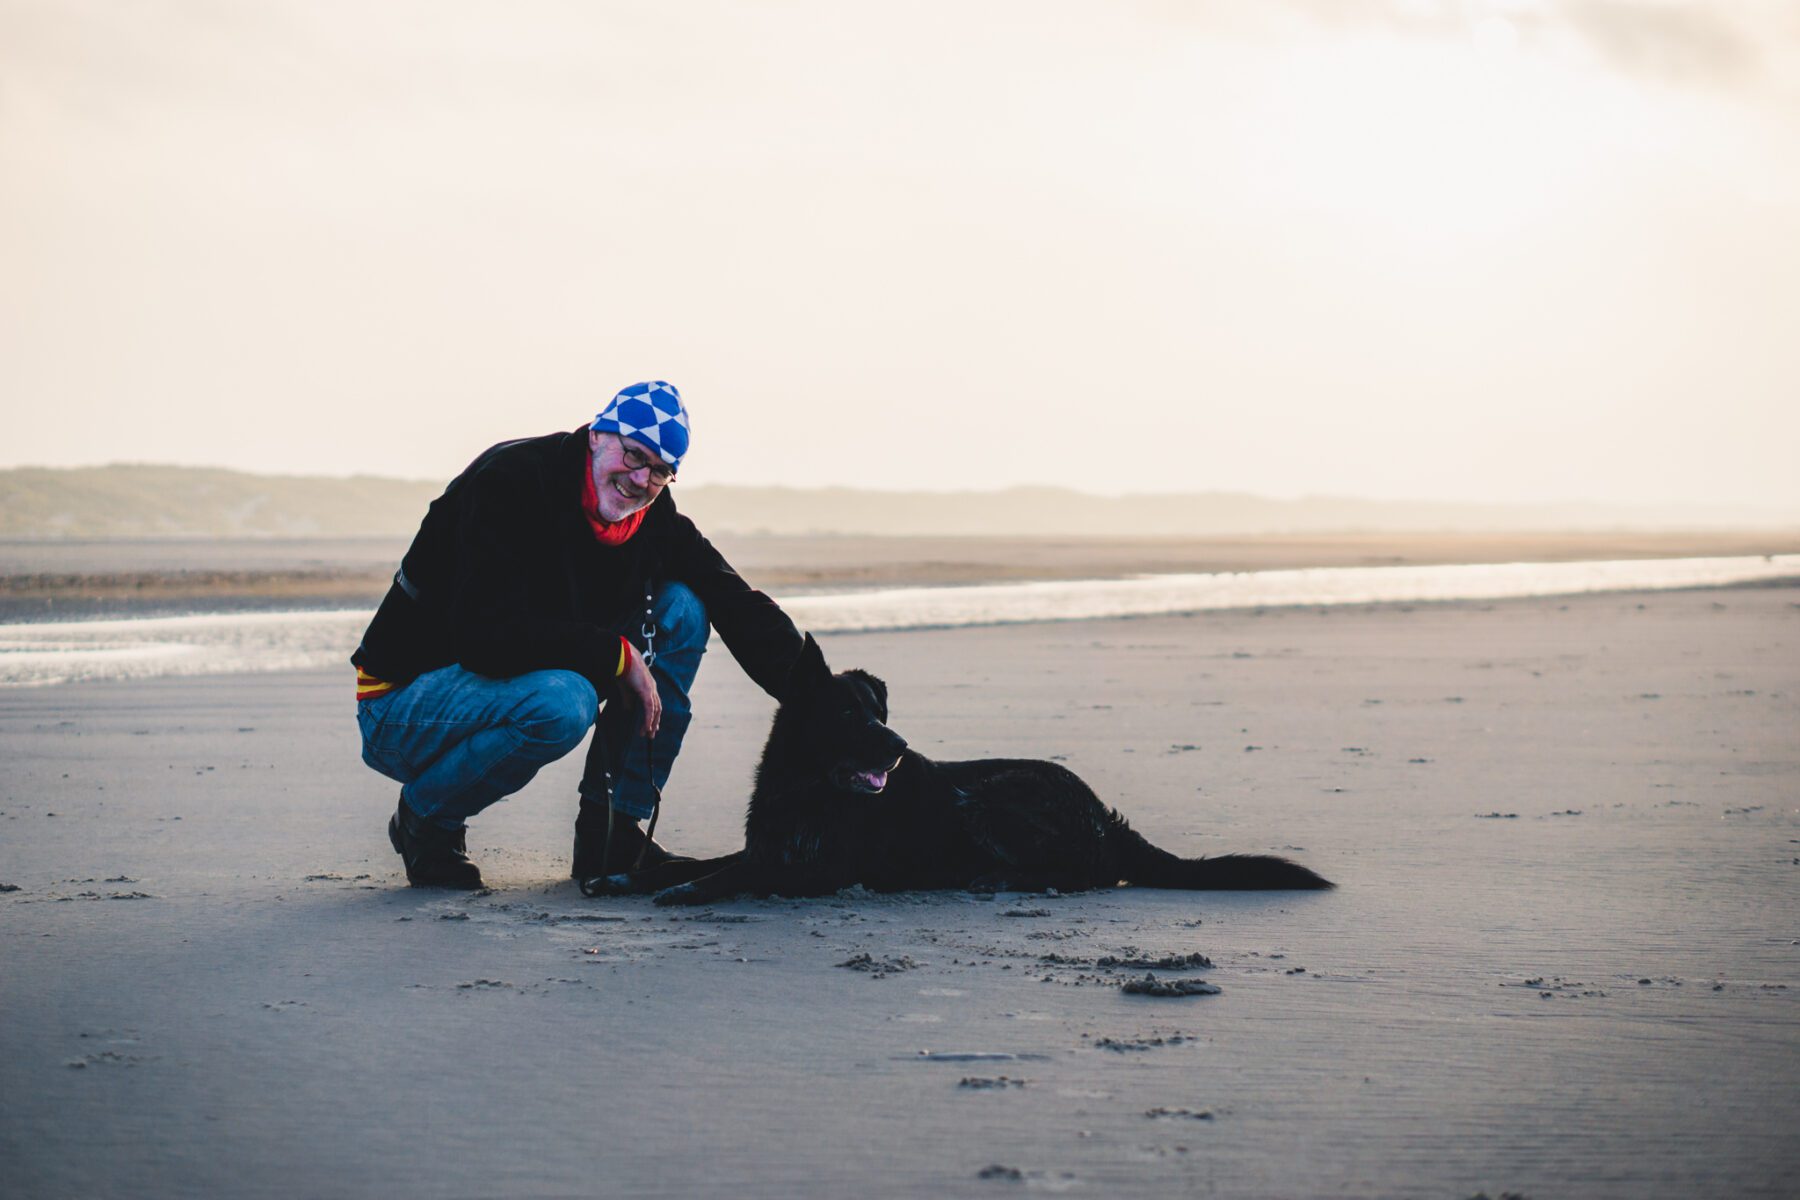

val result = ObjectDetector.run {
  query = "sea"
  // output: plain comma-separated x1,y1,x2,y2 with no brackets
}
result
1,554,1793,688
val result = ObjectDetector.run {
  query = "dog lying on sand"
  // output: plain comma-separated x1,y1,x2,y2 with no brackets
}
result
584,636,1332,905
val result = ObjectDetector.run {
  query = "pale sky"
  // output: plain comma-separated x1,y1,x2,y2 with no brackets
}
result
3,0,1797,510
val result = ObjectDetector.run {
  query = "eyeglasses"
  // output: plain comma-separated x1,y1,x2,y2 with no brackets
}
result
616,437,676,486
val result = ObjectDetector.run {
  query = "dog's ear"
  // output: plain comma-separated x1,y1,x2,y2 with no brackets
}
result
849,670,889,722
780,632,832,703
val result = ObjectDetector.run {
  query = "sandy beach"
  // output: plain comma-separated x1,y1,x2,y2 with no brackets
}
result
2,584,1797,1198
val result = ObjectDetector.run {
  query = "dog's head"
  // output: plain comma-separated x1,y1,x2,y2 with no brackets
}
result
778,634,908,794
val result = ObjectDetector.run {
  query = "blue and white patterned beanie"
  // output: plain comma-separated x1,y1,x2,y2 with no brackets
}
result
591,381,690,473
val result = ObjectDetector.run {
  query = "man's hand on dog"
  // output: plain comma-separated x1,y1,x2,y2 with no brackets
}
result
620,640,661,738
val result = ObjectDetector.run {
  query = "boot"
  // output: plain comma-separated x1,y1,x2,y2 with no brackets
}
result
388,797,484,890
571,801,691,880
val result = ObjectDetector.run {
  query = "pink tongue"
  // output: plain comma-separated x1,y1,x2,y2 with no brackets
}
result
859,770,888,790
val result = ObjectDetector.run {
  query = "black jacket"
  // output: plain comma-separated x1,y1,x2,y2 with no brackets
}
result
352,428,805,701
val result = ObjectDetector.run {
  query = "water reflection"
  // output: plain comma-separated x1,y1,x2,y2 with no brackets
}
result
2,555,1793,687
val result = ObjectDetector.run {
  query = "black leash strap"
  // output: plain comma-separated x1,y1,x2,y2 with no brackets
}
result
586,738,659,883
588,741,659,880
635,736,662,872
632,585,661,872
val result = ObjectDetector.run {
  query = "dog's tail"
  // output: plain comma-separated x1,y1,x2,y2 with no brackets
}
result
1115,824,1333,890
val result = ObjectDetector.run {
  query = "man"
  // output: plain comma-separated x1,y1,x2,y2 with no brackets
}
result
351,381,807,888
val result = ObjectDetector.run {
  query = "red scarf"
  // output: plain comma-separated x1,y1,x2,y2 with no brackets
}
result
581,452,649,545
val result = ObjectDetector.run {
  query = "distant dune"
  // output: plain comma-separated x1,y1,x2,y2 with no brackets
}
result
0,466,442,539
2,464,1795,538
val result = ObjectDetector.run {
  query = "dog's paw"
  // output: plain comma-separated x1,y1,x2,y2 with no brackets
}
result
578,872,637,897
652,882,706,907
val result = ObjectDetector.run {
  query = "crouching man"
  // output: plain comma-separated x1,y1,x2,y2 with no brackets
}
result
350,381,807,888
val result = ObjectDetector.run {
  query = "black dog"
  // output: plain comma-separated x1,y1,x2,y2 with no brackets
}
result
585,635,1332,905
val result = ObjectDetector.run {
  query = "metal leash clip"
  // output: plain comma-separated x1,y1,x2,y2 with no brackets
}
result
639,590,657,667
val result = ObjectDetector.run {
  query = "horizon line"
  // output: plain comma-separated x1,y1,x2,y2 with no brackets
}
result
5,460,1800,517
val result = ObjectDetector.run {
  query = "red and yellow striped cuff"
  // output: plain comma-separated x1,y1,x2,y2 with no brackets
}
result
617,635,630,677
356,667,397,701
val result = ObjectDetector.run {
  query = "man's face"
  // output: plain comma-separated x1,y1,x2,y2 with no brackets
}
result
588,430,673,522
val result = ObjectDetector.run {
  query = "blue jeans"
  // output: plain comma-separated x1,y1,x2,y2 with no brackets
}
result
357,582,709,828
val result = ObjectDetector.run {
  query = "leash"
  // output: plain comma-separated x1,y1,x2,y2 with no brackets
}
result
634,587,661,870
637,736,662,872
582,588,664,890
595,737,661,876
601,734,666,874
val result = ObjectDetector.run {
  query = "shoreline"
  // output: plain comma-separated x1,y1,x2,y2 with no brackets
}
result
4,562,1798,691
4,529,1797,622
3,572,1800,698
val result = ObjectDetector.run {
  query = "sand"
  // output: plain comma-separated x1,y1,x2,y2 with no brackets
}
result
2,585,1797,1198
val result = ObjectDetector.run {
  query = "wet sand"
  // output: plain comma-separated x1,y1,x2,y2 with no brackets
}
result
2,586,1797,1198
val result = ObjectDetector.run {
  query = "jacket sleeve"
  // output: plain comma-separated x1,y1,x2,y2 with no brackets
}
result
665,512,807,699
446,458,621,695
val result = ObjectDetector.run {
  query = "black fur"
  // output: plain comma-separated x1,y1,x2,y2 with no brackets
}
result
585,635,1333,905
